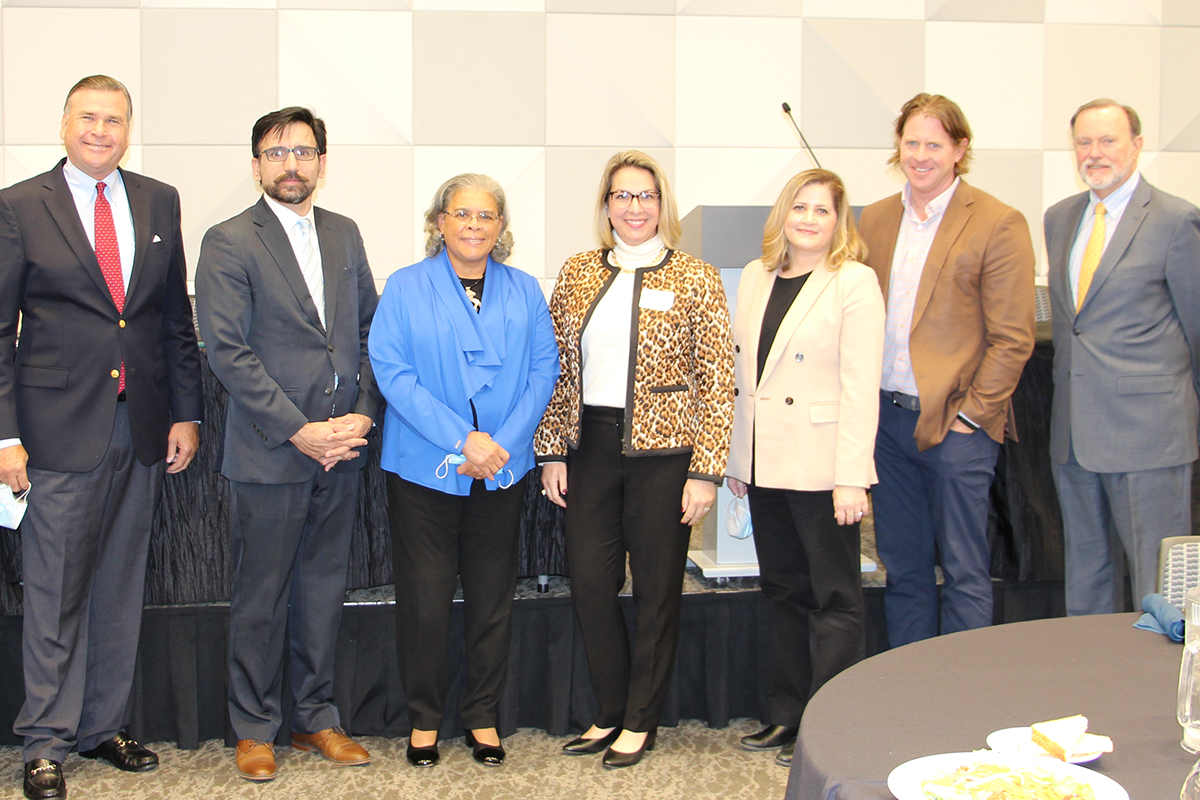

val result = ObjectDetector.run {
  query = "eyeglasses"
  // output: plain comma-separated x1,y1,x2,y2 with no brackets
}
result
607,190,661,208
258,146,319,162
444,208,501,226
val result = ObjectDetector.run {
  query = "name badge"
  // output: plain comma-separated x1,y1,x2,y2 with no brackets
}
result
639,288,675,311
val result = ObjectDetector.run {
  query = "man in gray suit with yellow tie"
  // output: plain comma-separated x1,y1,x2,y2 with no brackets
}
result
195,107,381,781
1046,98,1200,615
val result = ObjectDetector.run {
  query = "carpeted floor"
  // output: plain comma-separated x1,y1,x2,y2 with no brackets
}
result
1,720,791,800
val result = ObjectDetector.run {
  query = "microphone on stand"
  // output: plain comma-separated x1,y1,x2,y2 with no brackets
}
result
782,102,822,170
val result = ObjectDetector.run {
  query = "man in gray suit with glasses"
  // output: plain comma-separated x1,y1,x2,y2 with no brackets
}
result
1046,98,1200,616
196,106,381,781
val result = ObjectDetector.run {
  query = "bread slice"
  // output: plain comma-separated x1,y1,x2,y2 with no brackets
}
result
1073,732,1114,758
1030,715,1088,761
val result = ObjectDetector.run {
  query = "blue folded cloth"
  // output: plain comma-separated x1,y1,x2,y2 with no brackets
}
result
1134,593,1185,642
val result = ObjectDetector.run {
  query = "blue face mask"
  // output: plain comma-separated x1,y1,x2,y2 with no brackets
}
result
0,484,29,530
435,454,515,489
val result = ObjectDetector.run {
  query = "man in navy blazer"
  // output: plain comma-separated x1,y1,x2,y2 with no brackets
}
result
0,75,202,800
1046,98,1200,615
195,107,381,781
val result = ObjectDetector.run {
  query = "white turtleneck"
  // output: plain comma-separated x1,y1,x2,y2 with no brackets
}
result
581,232,667,408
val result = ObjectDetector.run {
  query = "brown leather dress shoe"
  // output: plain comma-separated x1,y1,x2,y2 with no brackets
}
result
235,740,276,781
292,727,370,765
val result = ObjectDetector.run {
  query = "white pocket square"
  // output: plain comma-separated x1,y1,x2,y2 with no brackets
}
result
152,234,162,243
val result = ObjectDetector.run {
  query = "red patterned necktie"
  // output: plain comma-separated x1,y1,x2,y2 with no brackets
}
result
95,182,125,393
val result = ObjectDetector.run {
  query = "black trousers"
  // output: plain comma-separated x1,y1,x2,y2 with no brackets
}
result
387,473,525,732
746,485,865,727
564,406,692,733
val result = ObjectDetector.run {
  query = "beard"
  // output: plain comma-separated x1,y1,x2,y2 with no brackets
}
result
1078,158,1131,194
263,170,314,206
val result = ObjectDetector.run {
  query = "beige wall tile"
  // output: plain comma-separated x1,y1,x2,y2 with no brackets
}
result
1045,0,1161,25
677,0,805,16
3,8,140,146
141,10,278,146
926,0,1044,22
546,13,674,147
278,10,412,145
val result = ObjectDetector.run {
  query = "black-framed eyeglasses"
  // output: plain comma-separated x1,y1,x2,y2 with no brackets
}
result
258,146,319,162
607,190,661,208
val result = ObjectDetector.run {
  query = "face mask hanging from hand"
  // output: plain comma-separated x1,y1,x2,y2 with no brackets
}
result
0,484,29,530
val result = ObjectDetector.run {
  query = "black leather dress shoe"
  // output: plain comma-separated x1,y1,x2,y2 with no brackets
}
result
405,741,439,768
601,729,657,769
23,759,64,800
740,724,798,751
80,732,159,772
464,729,505,766
776,739,796,766
562,727,620,755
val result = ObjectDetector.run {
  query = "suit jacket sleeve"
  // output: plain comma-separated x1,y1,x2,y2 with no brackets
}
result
834,266,885,487
957,205,1036,434
159,186,204,425
0,193,25,441
348,226,382,424
196,223,311,448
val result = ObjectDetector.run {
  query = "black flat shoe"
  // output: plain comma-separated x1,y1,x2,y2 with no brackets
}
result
80,732,159,772
601,729,657,769
740,724,798,751
405,741,439,768
464,729,505,766
23,759,64,800
776,739,796,766
562,728,620,755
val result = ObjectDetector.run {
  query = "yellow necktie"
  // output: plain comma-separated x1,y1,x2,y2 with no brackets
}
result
1076,202,1106,312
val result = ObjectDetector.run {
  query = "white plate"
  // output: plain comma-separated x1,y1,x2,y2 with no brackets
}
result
887,751,1129,800
986,726,1104,764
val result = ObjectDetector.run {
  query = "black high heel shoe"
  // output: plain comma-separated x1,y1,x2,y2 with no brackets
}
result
405,741,439,768
464,729,506,766
562,727,621,755
602,729,657,769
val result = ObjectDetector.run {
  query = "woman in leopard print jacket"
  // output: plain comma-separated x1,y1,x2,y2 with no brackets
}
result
534,151,734,768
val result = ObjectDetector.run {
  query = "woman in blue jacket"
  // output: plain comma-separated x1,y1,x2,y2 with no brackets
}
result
369,174,559,769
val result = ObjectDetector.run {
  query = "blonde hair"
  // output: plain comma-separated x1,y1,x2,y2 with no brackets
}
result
423,173,514,262
64,75,132,122
593,150,681,250
761,169,866,272
886,92,973,176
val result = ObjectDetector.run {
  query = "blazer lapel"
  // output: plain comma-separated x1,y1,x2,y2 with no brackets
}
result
122,169,153,304
1078,178,1151,315
759,265,835,387
741,264,773,383
252,198,326,333
1057,193,1089,308
912,181,972,330
870,199,902,307
41,165,109,300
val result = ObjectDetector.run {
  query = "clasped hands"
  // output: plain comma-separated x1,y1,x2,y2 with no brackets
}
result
290,413,373,471
458,430,510,481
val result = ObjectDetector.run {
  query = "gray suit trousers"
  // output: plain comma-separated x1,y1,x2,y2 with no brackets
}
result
1052,441,1191,615
14,404,163,762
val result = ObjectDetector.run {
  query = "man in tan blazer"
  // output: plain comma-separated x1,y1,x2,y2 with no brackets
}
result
858,93,1035,647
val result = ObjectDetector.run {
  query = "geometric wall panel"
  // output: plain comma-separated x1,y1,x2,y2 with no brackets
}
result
1042,24,1161,151
804,0,924,19
925,0,1045,22
675,16,804,148
546,13,674,147
277,11,413,146
547,0,673,11
413,12,544,145
1045,0,1161,25
1160,27,1200,152
1164,0,1200,24
3,8,140,146
926,22,1044,151
141,10,278,146
677,0,804,15
801,19,924,149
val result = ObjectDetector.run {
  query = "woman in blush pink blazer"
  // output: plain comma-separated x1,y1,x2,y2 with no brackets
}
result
726,170,884,767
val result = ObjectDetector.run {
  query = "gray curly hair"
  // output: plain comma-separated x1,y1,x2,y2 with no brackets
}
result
423,173,514,262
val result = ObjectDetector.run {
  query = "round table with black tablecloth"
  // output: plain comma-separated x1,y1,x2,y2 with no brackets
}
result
786,613,1191,800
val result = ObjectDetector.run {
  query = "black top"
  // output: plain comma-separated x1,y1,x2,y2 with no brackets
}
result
460,271,485,313
756,270,810,383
